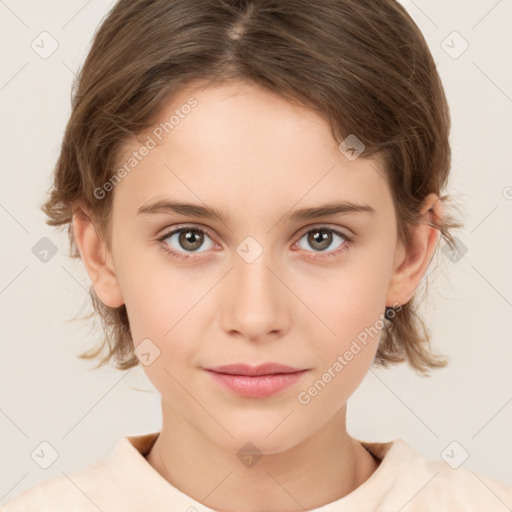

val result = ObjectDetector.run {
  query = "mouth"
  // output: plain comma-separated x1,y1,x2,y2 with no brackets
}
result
206,362,305,376
203,363,308,398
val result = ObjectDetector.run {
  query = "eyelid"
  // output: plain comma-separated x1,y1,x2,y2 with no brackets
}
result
157,223,218,243
293,222,354,240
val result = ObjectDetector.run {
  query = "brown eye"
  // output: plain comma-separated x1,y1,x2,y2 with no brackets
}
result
160,227,215,254
177,229,204,251
297,227,347,253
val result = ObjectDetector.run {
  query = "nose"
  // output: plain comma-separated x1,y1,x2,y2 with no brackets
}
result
219,244,290,344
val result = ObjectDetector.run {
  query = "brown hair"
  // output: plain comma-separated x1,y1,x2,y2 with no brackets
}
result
42,0,463,375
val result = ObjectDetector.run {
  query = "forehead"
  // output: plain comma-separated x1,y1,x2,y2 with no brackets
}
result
112,81,392,223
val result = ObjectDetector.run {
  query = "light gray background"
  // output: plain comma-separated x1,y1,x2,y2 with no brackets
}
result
1,0,511,504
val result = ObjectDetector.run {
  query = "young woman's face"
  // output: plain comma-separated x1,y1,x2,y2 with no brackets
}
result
109,81,404,453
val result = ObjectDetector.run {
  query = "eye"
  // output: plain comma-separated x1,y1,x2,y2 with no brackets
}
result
293,226,352,259
157,224,353,262
157,226,216,261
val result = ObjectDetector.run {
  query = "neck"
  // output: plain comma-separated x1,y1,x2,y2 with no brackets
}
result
145,399,380,512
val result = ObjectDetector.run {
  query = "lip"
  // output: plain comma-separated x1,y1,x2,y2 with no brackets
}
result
206,363,304,376
204,363,308,398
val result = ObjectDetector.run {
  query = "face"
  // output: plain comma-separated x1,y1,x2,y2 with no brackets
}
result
105,80,405,453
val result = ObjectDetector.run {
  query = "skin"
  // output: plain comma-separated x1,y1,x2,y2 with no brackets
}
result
73,80,442,512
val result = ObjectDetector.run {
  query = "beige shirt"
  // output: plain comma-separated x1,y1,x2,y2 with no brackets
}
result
2,431,511,511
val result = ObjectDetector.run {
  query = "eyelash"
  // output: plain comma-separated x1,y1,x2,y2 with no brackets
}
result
156,224,353,262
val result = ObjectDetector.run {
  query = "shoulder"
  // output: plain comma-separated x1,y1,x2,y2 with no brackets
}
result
0,434,160,512
366,438,512,511
0,455,115,512
1,470,102,512
407,458,512,511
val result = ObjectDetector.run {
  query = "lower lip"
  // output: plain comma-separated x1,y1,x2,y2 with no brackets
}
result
205,370,307,398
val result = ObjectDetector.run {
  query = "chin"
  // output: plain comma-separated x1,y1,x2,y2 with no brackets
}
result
201,413,309,455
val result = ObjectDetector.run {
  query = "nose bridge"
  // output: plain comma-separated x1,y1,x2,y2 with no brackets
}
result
221,234,288,339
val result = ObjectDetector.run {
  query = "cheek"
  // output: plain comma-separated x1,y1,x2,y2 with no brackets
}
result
119,261,208,370
297,298,384,414
122,280,173,343
122,272,199,402
303,260,389,346
297,253,390,395
117,247,190,338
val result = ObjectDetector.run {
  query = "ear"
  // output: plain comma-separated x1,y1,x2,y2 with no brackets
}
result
72,205,124,308
386,193,442,307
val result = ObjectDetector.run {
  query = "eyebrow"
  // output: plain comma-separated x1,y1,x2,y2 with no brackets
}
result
136,199,376,223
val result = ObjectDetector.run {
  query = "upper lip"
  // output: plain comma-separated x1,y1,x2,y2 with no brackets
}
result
205,363,306,376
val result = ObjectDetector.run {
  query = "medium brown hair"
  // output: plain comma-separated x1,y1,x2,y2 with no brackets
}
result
42,0,463,375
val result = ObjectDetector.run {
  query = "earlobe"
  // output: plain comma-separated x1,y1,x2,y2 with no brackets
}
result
72,206,124,308
386,193,442,307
